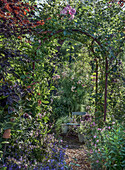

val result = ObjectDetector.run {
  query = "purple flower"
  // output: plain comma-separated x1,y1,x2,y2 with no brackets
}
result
96,140,99,143
98,128,101,131
96,160,99,163
90,150,93,153
20,156,23,161
108,126,111,129
94,135,97,138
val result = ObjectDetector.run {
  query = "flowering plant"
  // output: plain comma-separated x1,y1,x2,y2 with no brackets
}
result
56,65,88,113
0,134,72,169
75,114,96,135
85,120,125,169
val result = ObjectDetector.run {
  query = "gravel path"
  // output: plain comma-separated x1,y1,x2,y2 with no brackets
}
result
59,133,91,170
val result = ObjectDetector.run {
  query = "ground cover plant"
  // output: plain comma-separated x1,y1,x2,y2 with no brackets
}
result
0,0,125,169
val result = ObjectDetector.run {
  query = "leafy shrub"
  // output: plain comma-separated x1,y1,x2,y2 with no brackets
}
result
55,116,72,136
50,96,68,121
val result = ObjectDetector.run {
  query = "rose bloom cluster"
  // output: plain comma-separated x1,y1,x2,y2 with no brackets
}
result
60,5,76,20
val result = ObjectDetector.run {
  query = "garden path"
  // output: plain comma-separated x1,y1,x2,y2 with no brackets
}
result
60,133,91,170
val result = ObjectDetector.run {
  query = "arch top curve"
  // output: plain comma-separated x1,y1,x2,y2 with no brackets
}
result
42,28,103,51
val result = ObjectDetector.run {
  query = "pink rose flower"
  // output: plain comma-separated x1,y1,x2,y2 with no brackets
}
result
69,8,76,15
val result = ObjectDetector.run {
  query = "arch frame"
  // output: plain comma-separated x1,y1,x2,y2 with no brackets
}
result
35,28,108,122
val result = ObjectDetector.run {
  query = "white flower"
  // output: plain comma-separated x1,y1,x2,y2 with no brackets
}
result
71,86,76,92
77,80,82,84
38,39,41,43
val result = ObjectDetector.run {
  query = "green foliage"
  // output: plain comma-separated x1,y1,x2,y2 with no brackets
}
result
0,0,125,168
107,57,125,121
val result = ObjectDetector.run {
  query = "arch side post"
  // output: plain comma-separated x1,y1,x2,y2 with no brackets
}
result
104,57,108,122
95,58,98,114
